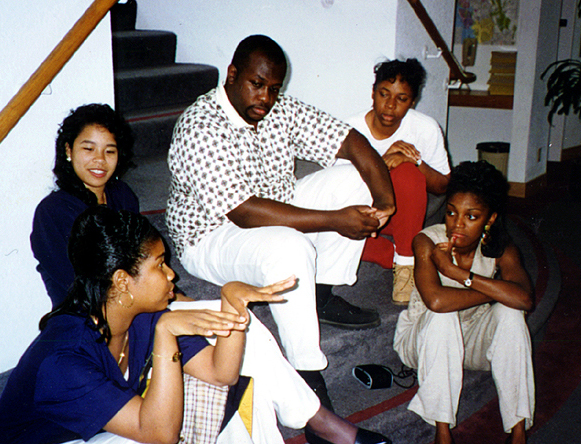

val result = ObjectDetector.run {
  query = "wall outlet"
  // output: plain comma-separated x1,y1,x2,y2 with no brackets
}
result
537,148,542,162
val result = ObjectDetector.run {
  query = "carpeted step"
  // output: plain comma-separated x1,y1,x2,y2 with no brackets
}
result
114,63,219,115
125,106,186,157
113,30,177,70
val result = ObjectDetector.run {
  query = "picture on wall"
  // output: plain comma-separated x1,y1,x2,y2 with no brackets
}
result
455,0,519,45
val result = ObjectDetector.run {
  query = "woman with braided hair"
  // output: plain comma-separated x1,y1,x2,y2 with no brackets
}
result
394,161,535,444
3,206,391,444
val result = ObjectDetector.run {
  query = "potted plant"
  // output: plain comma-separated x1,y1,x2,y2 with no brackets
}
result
541,0,581,125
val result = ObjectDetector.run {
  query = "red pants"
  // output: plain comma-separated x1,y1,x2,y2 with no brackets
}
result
361,162,427,269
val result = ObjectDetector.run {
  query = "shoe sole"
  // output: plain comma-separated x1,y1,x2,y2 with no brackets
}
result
318,318,381,329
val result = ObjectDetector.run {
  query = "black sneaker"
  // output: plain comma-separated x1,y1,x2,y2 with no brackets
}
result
317,295,380,329
305,427,392,444
297,370,334,412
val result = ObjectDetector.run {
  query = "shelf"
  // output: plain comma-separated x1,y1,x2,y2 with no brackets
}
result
448,89,513,110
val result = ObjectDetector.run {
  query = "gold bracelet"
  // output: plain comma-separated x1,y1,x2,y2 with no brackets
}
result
151,351,183,362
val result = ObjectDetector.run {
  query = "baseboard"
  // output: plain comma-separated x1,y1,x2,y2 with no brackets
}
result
508,173,547,198
561,144,581,162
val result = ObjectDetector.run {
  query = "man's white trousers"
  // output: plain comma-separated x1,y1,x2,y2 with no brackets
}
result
181,164,372,370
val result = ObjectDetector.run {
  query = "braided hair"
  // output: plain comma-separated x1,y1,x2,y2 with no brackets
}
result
446,160,510,258
40,206,160,342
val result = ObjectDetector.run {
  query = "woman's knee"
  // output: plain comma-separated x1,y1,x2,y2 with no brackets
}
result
492,304,529,338
425,310,459,330
421,311,462,347
492,303,526,326
390,163,427,196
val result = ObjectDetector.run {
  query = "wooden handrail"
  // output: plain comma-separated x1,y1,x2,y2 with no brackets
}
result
0,0,119,144
407,0,476,85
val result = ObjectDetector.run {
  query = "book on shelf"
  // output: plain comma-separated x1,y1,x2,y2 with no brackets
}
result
488,73,515,85
488,84,515,95
488,51,517,95
490,51,517,64
489,63,517,74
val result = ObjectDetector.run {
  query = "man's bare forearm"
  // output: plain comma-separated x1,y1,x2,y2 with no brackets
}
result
228,197,335,231
227,197,381,240
336,129,395,212
227,129,395,237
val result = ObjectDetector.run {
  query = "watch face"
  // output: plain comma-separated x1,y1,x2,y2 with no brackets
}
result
464,271,474,287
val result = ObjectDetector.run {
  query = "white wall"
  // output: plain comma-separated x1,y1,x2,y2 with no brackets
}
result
136,0,453,130
395,0,455,129
510,0,560,183
549,0,581,161
0,0,115,372
136,0,396,120
447,107,513,165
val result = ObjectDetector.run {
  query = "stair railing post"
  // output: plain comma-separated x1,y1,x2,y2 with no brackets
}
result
406,0,476,85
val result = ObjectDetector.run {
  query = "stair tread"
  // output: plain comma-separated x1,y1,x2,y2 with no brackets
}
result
115,63,217,79
114,63,218,114
124,106,188,122
113,29,177,39
112,29,177,71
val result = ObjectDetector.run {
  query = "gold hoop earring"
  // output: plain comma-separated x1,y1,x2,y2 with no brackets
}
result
119,292,134,309
481,224,491,245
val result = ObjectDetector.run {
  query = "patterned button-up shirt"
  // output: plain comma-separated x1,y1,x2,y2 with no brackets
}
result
166,83,351,257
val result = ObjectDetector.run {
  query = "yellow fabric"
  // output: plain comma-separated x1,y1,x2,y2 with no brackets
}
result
239,377,254,436
141,378,151,398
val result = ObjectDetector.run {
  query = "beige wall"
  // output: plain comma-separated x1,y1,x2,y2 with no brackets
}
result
0,0,115,371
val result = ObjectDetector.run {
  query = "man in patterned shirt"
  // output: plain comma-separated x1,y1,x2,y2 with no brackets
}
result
167,35,395,407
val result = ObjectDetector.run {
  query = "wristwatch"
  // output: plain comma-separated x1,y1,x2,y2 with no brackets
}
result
464,271,474,287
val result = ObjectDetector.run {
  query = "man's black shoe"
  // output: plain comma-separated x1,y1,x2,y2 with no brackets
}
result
354,429,392,444
297,370,334,412
305,427,392,444
317,295,380,329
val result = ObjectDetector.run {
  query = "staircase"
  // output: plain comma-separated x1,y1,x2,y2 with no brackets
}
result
110,1,218,158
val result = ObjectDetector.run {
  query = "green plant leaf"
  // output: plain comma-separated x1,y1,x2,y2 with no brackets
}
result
541,58,581,125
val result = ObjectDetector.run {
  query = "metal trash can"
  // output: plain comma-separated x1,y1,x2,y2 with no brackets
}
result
476,142,509,177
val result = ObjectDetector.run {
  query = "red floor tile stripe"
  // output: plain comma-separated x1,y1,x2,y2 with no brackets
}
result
285,387,418,444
